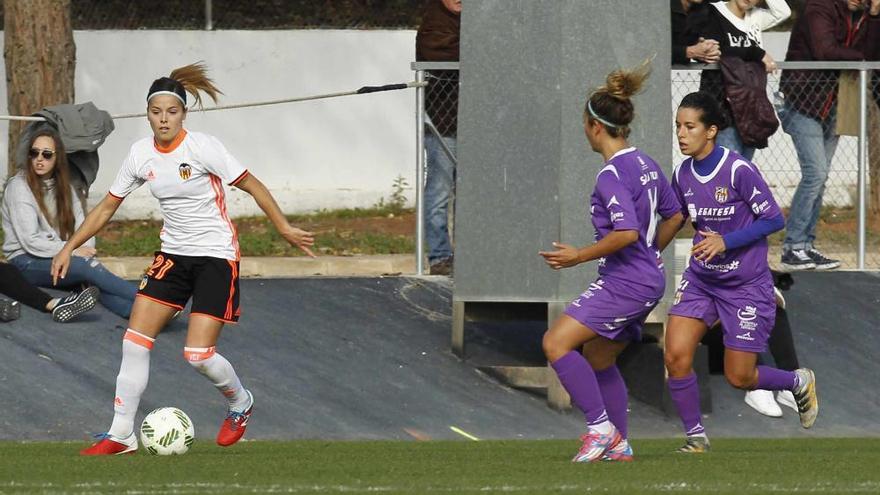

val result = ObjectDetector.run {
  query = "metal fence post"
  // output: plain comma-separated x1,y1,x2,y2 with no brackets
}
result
858,68,868,270
205,0,213,30
415,69,426,275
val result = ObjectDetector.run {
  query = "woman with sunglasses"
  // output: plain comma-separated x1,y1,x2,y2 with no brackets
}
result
2,124,136,319
52,62,315,455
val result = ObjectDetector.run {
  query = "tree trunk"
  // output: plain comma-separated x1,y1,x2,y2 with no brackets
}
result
3,0,75,177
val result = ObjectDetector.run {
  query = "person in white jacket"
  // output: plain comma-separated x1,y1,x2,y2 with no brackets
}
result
1,124,137,318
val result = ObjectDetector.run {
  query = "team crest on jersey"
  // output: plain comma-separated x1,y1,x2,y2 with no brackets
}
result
179,163,192,180
714,186,728,203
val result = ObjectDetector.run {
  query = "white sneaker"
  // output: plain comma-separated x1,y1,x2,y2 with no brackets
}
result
745,389,783,418
776,390,798,413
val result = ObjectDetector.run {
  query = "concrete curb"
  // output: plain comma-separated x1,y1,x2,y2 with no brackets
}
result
98,255,418,279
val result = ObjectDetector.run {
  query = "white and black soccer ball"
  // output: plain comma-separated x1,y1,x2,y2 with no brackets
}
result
140,407,195,455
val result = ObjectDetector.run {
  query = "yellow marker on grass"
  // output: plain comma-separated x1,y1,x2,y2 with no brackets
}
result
449,426,480,441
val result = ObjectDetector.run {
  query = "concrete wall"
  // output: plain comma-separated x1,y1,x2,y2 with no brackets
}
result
0,30,417,219
454,0,672,301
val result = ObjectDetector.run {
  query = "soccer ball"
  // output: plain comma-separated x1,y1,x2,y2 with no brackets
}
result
140,407,195,455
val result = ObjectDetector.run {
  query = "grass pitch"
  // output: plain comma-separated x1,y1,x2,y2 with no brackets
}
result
1,438,878,494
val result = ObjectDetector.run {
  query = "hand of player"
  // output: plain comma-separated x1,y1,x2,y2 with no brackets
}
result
281,225,317,258
762,53,778,73
539,242,581,270
73,246,97,258
870,0,880,16
691,231,726,262
51,248,72,286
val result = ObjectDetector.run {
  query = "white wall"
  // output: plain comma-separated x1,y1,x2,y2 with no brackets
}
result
0,30,417,219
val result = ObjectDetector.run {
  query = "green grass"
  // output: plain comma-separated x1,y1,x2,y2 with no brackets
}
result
35,206,417,258
1,438,878,494
0,206,415,258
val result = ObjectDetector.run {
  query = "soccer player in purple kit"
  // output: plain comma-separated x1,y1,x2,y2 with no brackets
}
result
664,91,819,453
540,61,684,463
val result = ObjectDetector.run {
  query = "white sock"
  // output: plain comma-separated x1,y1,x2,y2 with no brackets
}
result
185,347,249,412
108,329,154,439
588,420,614,435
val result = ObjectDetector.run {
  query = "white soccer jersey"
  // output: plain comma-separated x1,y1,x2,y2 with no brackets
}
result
109,130,249,261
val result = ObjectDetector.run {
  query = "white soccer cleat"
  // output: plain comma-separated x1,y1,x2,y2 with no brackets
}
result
745,389,783,418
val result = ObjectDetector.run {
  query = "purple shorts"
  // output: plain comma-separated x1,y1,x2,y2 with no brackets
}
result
564,278,661,342
668,275,775,353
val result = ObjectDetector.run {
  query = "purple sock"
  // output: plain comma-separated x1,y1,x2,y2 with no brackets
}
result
551,351,608,426
667,372,705,436
756,365,798,391
595,365,629,439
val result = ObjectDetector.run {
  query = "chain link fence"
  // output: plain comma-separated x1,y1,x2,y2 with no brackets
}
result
0,1,424,30
412,63,879,272
673,63,880,270
413,63,459,274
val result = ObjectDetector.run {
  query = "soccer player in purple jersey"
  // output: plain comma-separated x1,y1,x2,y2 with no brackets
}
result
540,62,684,463
662,91,818,453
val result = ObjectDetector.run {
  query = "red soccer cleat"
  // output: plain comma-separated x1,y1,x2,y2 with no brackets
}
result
216,391,254,447
80,433,137,456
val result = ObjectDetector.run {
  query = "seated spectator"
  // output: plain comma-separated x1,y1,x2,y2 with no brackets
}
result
0,262,99,322
777,0,880,271
687,0,791,161
2,124,137,318
671,0,721,64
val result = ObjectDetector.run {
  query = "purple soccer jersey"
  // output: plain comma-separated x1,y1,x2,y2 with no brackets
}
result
671,147,782,288
590,147,680,296
564,148,679,341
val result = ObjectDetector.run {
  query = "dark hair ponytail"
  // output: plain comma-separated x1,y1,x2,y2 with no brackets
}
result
678,91,727,130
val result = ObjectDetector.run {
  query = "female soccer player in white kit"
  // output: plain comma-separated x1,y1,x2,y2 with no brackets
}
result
52,63,316,455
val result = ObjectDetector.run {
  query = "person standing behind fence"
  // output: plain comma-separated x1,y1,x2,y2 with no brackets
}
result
540,62,684,462
2,124,137,319
778,0,880,271
416,0,460,276
672,0,722,65
686,0,791,162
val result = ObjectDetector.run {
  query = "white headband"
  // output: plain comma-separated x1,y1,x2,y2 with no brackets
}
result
147,90,186,105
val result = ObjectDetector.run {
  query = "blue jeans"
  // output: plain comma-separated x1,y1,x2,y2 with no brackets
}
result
424,132,457,264
9,254,137,318
716,126,755,162
777,102,839,251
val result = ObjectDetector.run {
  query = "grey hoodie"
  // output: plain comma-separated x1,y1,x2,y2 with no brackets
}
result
1,173,94,260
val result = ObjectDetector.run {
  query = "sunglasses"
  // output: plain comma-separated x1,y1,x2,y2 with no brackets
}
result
29,148,56,160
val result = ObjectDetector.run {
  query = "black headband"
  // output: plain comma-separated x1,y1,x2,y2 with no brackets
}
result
147,77,186,105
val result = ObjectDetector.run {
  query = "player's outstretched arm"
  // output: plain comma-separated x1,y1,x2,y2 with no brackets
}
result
234,174,316,257
51,194,122,285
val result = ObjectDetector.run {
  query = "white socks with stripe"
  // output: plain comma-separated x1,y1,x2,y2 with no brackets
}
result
185,346,250,412
108,329,154,439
